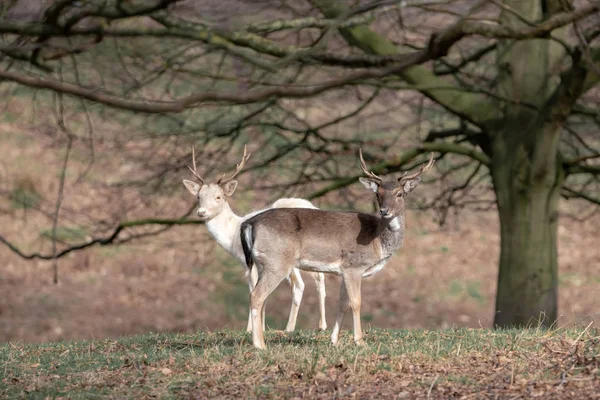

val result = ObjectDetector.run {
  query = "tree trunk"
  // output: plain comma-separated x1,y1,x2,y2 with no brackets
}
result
490,124,563,327
491,0,567,327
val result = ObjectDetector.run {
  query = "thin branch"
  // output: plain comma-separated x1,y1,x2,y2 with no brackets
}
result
563,186,600,205
51,137,71,284
563,154,600,165
425,126,480,141
434,43,497,76
50,88,73,284
574,22,600,77
489,0,536,27
244,4,398,33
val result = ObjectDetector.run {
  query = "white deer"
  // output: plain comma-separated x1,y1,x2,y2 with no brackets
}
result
240,149,435,349
182,146,327,332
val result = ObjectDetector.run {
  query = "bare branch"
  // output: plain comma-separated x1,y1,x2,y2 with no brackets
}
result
434,44,497,76
0,214,203,261
563,186,600,205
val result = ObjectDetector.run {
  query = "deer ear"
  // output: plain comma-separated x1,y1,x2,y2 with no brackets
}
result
359,177,380,192
183,180,201,196
403,177,421,194
222,180,238,196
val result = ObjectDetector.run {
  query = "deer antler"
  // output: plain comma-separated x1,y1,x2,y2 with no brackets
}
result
398,153,435,184
359,148,383,184
188,146,204,185
218,145,251,184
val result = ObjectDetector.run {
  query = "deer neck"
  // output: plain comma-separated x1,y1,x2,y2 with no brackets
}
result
376,212,405,257
205,203,243,257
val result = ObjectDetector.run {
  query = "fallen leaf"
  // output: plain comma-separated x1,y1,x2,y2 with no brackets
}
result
204,379,216,387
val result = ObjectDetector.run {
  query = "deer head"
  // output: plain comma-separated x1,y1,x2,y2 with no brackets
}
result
182,146,251,220
358,149,434,218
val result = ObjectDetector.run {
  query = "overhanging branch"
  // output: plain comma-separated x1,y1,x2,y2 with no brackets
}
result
0,44,442,113
0,217,202,261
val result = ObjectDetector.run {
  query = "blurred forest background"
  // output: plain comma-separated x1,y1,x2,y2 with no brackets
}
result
0,0,598,343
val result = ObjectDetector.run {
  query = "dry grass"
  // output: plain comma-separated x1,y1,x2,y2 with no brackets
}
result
1,328,599,399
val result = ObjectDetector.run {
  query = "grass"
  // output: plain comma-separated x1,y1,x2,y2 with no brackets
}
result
1,328,598,399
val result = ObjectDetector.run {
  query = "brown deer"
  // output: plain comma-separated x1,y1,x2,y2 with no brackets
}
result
182,146,327,333
241,150,434,349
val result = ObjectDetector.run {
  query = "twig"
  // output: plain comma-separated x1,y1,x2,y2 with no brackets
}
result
51,135,72,284
573,22,600,77
426,375,439,399
51,87,73,284
572,321,594,344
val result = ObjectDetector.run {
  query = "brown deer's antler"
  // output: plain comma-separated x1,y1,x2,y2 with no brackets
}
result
218,145,251,184
398,153,435,184
188,146,204,185
359,148,383,184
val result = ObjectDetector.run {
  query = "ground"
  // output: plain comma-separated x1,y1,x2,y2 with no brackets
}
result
1,329,599,399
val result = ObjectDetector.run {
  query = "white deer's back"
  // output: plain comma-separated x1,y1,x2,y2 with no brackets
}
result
208,198,317,265
271,198,317,209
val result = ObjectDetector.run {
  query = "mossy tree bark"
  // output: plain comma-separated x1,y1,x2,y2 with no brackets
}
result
489,122,564,326
490,0,568,326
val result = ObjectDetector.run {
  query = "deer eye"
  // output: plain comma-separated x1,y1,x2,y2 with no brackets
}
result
216,196,222,201
396,192,403,198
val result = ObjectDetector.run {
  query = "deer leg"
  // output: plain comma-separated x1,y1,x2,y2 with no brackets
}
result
250,264,292,350
246,264,259,332
346,273,364,345
331,280,350,346
312,272,327,330
343,272,364,345
285,268,305,332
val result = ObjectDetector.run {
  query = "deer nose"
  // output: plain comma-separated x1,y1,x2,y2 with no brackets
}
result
379,208,389,217
197,208,207,218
